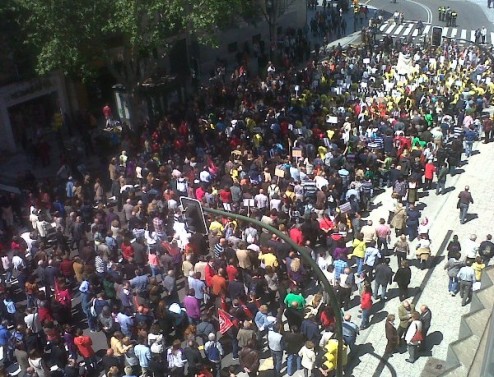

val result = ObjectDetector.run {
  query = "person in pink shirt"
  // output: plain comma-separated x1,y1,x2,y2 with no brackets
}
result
375,218,391,255
183,289,201,324
148,249,161,277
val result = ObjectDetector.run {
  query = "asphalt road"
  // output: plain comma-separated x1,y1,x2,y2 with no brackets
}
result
364,0,493,30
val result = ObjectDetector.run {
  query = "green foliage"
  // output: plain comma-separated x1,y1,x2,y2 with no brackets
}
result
18,0,245,82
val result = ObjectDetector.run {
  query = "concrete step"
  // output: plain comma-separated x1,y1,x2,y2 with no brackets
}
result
438,266,494,376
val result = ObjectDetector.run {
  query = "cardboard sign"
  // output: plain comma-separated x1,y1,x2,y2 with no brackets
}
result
275,168,285,178
243,199,255,207
292,148,303,158
326,116,338,124
363,58,370,64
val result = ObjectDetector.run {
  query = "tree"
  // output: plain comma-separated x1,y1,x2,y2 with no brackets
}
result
18,0,245,126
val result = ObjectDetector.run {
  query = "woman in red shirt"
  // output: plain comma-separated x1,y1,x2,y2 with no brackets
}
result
360,283,373,329
121,238,134,262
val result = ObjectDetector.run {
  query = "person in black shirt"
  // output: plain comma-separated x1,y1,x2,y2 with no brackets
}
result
479,234,494,263
183,341,204,376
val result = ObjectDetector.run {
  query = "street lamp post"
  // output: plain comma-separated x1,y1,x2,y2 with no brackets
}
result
202,206,345,377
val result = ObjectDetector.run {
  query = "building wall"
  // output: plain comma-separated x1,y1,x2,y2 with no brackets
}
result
196,0,307,77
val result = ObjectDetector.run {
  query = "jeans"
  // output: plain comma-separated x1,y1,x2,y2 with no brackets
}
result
459,280,473,305
150,265,161,277
356,257,364,275
231,334,239,359
449,277,459,294
4,268,12,282
407,225,418,241
407,343,419,362
464,140,474,157
436,180,446,195
211,362,221,377
286,353,302,376
271,350,283,377
361,308,370,328
459,203,469,223
373,282,388,300
304,367,313,377
377,237,389,255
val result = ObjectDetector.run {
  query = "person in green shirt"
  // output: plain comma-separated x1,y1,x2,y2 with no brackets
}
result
284,289,305,311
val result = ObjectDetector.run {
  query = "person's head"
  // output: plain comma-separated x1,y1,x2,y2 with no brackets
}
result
476,256,483,264
401,260,409,268
403,300,411,309
411,311,420,320
470,234,477,242
387,314,396,323
465,185,470,191
379,218,385,225
208,333,216,341
259,305,268,314
124,366,134,376
344,313,352,322
487,234,493,241
420,305,428,313
305,340,314,349
106,348,114,356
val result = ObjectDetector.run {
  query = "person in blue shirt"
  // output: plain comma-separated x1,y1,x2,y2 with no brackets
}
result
464,126,477,158
0,320,11,346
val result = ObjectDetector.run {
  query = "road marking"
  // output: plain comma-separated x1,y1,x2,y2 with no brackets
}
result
394,25,404,35
470,30,476,42
423,25,431,35
403,23,414,36
491,32,494,44
379,23,389,32
450,28,457,38
385,24,396,34
406,0,432,24
412,28,419,37
442,27,448,36
460,29,467,40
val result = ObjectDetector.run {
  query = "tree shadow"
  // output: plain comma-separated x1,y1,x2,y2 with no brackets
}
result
345,342,375,374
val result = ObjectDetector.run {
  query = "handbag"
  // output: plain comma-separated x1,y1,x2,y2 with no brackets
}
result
456,199,461,209
411,329,424,342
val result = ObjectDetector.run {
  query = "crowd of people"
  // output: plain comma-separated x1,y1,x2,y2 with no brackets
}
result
0,12,494,377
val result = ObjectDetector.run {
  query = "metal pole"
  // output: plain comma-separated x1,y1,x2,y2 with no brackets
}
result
203,207,345,377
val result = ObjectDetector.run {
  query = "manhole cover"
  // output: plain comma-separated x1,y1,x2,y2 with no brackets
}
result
421,358,446,377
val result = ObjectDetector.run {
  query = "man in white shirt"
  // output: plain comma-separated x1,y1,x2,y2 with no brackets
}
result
457,261,475,306
464,234,479,263
254,189,269,212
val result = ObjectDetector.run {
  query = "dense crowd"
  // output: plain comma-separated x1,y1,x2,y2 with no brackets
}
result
0,17,494,377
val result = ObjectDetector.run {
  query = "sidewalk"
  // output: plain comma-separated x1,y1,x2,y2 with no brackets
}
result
235,140,493,377
346,141,494,377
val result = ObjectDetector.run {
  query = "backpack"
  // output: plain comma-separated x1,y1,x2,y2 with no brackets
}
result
206,342,221,362
176,178,187,193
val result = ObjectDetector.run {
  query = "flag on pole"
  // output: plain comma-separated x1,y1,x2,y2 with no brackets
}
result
218,308,233,334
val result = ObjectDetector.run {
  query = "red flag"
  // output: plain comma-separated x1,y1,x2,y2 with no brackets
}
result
218,309,233,334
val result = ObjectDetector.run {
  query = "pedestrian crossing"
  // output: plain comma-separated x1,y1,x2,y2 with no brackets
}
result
378,20,494,45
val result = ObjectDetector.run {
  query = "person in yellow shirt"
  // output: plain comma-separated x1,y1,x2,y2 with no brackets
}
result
350,232,366,275
472,256,486,282
110,331,131,357
209,216,225,234
259,248,279,269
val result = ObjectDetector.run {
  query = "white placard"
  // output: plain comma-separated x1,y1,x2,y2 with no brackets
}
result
361,82,368,88
243,199,255,207
223,203,232,212
326,116,338,124
363,58,370,64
